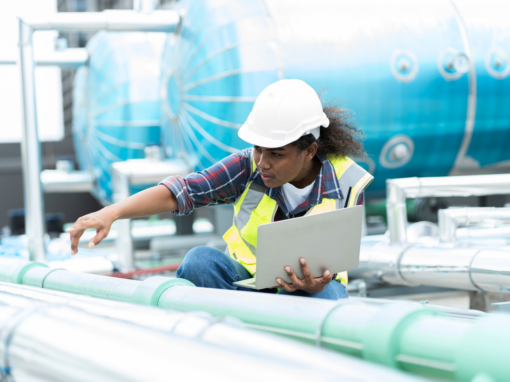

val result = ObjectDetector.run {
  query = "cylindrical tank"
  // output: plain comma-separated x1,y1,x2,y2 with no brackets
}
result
159,0,510,198
73,31,166,204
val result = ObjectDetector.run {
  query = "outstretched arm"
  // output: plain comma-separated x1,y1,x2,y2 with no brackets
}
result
66,185,176,255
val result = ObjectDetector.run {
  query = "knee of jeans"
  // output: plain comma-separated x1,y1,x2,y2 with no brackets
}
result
177,246,221,279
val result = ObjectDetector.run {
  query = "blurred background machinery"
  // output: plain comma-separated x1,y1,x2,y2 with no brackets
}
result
1,0,510,301
159,0,510,199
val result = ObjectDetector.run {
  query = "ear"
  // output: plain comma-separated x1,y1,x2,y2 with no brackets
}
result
305,142,318,161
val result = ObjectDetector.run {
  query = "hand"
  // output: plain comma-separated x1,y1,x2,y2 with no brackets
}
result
66,208,116,255
276,258,333,294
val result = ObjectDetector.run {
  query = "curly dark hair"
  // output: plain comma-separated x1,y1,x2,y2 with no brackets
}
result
291,105,365,159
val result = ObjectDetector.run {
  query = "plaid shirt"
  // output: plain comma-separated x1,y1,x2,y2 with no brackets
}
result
159,148,363,218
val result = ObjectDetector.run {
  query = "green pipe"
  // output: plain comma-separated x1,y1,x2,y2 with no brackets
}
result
0,259,193,306
1,258,509,382
157,287,509,382
365,199,421,223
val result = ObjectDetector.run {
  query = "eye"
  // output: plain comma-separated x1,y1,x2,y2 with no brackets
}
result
272,152,282,157
254,146,261,152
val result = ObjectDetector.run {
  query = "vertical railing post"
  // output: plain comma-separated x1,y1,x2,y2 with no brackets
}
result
386,179,408,243
17,18,46,262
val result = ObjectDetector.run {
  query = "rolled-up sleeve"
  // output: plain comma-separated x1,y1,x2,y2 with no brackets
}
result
159,148,253,216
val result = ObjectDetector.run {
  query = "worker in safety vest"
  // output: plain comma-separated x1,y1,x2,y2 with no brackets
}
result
67,79,373,300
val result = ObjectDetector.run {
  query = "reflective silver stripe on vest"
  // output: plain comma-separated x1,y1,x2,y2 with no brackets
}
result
234,183,265,231
354,174,374,204
225,233,258,259
338,162,367,203
239,232,258,257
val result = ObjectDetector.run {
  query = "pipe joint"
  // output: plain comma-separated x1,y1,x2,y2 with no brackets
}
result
368,243,416,286
8,262,48,285
362,303,443,368
131,277,195,306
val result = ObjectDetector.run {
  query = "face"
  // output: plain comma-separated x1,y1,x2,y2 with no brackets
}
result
253,143,317,188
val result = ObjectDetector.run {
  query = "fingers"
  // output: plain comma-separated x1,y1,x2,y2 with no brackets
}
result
276,278,297,292
66,220,92,234
66,217,99,255
276,263,333,293
285,266,301,285
299,258,313,282
320,270,333,284
69,229,85,255
88,228,110,249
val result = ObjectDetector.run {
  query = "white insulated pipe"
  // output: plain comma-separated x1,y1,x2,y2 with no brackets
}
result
0,284,428,382
386,174,510,243
111,158,191,271
21,11,180,32
439,207,510,242
18,19,46,263
0,48,89,69
354,239,510,293
16,11,180,262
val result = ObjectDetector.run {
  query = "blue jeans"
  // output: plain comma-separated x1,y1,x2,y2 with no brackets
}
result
176,246,348,300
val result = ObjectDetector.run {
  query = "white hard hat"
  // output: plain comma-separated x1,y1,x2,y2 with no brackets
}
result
238,79,329,148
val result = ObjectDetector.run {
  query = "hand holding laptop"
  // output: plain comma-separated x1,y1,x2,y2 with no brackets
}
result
276,257,333,293
233,206,363,290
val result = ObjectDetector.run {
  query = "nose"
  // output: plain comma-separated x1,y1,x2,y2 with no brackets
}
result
257,152,270,170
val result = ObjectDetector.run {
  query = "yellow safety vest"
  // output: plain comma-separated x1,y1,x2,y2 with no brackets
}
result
223,150,373,285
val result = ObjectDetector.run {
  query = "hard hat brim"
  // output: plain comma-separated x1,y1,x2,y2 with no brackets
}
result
238,122,305,149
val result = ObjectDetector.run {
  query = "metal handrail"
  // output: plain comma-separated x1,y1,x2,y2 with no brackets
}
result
386,174,510,243
16,10,180,261
438,207,510,243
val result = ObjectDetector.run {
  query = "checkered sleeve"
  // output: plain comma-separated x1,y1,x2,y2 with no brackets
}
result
159,148,253,216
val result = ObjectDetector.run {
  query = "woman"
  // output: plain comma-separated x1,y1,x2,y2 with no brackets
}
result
67,79,373,300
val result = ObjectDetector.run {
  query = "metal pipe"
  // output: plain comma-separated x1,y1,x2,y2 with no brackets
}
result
16,11,180,262
0,283,430,382
111,158,190,271
354,239,510,293
387,178,409,243
0,48,88,68
0,259,193,304
1,293,414,382
21,10,180,32
17,18,46,263
439,207,510,242
156,286,508,381
40,170,93,193
386,174,510,243
2,258,509,381
456,226,510,241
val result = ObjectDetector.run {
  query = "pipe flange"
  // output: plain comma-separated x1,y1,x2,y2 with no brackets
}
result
485,47,510,80
390,50,419,83
315,299,366,348
9,262,48,285
369,242,417,286
362,303,443,367
131,276,195,306
39,268,65,289
438,48,470,81
379,135,414,169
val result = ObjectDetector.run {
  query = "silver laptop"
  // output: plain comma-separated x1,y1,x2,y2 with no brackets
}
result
233,205,363,290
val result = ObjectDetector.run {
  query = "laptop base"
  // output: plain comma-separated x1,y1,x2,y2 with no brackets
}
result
233,278,258,289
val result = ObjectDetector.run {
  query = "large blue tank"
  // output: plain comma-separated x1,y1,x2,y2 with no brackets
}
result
73,31,166,204
160,0,510,198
